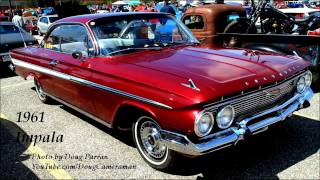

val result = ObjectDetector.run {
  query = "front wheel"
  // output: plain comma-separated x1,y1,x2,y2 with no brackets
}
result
132,116,178,171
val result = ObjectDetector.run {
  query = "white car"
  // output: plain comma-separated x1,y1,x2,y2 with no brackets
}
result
37,15,59,36
279,6,320,20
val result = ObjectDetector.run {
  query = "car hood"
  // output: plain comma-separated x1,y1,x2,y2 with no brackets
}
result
108,47,309,108
0,33,36,44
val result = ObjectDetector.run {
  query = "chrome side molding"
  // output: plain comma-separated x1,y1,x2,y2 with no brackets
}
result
12,58,172,110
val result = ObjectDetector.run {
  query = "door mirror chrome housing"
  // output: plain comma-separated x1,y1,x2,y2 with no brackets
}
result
72,51,83,60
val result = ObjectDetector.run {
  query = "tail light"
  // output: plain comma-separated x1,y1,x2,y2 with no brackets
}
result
295,13,304,19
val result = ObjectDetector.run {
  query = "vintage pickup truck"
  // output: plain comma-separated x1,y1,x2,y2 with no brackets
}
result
10,13,314,171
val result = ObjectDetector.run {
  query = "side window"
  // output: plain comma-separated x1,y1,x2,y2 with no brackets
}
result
44,25,95,57
43,17,48,24
226,13,240,24
183,15,205,30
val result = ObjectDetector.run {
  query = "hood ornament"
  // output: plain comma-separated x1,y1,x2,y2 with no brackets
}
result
181,79,200,91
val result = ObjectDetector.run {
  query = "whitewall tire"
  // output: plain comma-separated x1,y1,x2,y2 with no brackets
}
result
132,116,177,171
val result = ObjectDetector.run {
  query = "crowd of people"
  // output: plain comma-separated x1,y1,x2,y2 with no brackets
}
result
0,0,178,29
88,0,178,15
0,9,25,28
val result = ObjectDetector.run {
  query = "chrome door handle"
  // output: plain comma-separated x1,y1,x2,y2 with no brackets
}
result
49,60,59,66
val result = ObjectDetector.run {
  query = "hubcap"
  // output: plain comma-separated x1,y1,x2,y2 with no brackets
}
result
139,121,166,159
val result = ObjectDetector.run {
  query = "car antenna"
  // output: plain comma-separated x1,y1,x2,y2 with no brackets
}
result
17,26,27,48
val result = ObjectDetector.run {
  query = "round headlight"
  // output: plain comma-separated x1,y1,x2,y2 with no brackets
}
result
194,112,214,137
296,76,306,93
216,105,235,129
304,71,312,87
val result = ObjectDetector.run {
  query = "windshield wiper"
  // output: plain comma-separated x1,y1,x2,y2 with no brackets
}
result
108,47,162,56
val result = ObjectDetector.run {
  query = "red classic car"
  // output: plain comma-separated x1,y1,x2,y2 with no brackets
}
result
10,13,314,171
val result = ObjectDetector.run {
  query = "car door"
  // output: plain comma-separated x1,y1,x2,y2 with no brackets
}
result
41,24,96,115
38,17,45,32
42,17,49,33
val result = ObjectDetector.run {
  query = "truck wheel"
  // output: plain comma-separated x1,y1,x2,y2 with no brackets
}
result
132,116,177,171
34,78,50,103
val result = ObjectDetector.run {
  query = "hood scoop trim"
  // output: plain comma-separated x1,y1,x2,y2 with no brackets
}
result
181,78,200,92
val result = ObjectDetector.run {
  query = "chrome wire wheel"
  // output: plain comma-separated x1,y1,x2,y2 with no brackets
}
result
134,116,169,166
34,79,46,101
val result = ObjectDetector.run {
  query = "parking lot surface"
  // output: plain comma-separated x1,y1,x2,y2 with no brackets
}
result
0,74,319,179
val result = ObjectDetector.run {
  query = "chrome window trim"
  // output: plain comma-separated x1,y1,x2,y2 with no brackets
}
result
12,58,173,110
41,22,98,57
86,13,199,57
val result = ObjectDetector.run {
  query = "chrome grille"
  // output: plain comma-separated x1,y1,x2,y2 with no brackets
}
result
204,75,299,118
233,81,294,115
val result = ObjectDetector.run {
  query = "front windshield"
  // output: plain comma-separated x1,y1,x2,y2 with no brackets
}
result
89,14,197,56
49,17,60,23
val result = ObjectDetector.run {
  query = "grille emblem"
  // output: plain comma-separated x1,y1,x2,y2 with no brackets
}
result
264,88,281,97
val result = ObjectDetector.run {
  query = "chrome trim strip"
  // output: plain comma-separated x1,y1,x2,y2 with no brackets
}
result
160,88,313,156
47,93,112,128
12,58,173,109
0,52,9,56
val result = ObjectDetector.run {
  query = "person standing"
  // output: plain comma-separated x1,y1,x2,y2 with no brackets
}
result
160,0,176,16
12,10,24,29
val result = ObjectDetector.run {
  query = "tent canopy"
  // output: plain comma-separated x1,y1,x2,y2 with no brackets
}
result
112,1,128,5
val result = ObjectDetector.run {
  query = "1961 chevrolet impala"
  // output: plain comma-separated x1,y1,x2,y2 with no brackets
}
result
10,13,314,171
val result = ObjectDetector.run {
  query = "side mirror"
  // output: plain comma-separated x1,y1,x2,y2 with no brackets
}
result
198,37,207,44
72,51,83,60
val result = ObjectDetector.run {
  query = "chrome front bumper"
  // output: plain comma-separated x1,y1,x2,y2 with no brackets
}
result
160,88,314,156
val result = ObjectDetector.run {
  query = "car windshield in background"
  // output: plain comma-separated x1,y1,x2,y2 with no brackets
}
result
309,11,320,17
89,14,195,55
49,17,60,23
0,25,20,34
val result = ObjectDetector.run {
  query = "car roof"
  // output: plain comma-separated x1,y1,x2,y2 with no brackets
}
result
41,15,59,18
55,12,169,24
0,22,15,25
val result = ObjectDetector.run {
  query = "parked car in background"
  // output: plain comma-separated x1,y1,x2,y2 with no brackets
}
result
10,13,314,171
40,7,56,16
37,15,59,36
0,16,10,22
0,22,38,71
279,6,320,19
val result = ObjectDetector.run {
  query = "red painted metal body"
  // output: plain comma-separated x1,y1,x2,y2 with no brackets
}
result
10,13,310,136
